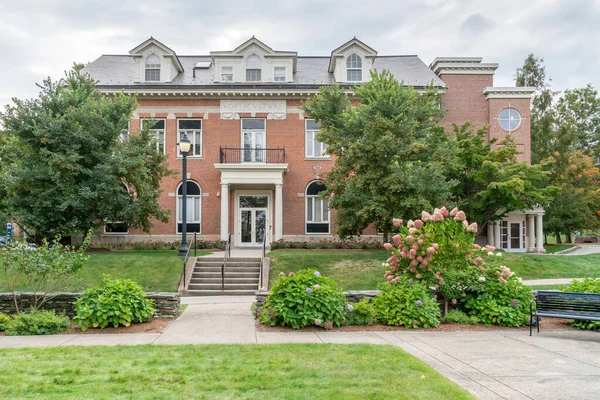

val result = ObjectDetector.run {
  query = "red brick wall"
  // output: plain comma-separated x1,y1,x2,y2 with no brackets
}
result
487,98,532,163
439,74,493,131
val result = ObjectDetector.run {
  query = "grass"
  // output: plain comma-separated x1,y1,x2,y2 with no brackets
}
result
526,284,565,291
544,245,576,254
268,250,389,290
0,344,474,400
0,251,209,292
267,249,600,290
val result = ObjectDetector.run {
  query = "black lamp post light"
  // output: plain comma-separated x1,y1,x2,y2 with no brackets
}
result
178,134,192,257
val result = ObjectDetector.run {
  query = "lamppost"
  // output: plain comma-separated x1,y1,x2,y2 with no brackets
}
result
178,134,192,257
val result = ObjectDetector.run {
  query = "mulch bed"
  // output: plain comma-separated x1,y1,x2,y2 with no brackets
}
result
0,317,173,336
255,317,576,332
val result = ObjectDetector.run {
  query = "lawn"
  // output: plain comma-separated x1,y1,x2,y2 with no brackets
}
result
268,249,600,290
268,250,389,290
544,245,576,254
0,344,474,400
0,251,208,292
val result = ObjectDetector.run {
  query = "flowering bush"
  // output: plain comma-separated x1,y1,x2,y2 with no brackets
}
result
561,278,600,331
270,239,383,250
463,265,531,326
89,239,226,251
383,206,530,326
345,298,377,326
259,269,347,329
373,281,440,328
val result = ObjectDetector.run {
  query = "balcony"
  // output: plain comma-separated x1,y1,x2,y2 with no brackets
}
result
219,147,286,164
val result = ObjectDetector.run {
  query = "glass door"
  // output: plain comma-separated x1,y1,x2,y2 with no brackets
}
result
242,119,266,163
510,222,521,250
239,195,268,246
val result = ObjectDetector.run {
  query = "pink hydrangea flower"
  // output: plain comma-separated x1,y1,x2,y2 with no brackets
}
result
406,235,415,244
384,243,393,251
467,222,478,233
416,273,422,279
422,211,432,222
392,234,402,244
463,220,469,228
409,228,418,234
432,243,439,250
451,299,457,305
288,272,296,277
440,206,449,217
454,211,466,221
313,284,321,290
433,211,444,222
279,272,285,277
426,246,435,255
450,207,459,217
323,321,333,330
314,318,322,326
414,219,424,230
393,218,403,227
485,245,496,252
473,244,481,250
407,220,415,228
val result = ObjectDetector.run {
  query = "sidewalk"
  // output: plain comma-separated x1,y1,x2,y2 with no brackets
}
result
1,296,600,399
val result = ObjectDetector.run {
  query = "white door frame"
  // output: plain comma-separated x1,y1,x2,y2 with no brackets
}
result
502,218,525,253
234,190,272,247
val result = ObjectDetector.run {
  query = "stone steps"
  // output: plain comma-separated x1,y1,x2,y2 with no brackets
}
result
186,289,258,296
187,256,261,296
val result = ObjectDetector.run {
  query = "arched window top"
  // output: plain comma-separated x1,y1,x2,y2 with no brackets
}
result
346,53,362,69
177,181,201,196
145,53,161,67
246,53,261,69
306,181,326,196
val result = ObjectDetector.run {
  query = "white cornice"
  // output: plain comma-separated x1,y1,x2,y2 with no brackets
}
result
483,87,536,99
429,57,498,76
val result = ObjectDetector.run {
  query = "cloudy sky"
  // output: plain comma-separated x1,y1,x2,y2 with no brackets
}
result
1,0,599,110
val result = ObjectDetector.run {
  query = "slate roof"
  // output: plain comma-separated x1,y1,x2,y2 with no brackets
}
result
83,54,445,89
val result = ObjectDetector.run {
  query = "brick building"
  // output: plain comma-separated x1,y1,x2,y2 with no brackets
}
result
83,37,544,253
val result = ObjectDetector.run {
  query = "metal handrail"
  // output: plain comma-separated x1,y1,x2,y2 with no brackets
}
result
182,231,197,291
219,147,286,164
221,233,231,290
259,238,266,290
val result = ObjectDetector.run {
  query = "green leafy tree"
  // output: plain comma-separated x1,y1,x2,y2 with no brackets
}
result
448,122,555,230
301,70,458,241
0,65,173,241
515,54,557,164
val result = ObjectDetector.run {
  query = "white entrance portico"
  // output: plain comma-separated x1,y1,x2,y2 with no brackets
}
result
215,163,288,247
487,206,545,253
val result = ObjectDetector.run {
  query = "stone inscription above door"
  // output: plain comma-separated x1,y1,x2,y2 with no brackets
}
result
220,100,286,120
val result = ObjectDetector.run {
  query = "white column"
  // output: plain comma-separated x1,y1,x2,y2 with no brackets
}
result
536,214,545,253
220,183,229,241
275,184,283,241
527,215,535,252
487,221,494,246
493,222,501,249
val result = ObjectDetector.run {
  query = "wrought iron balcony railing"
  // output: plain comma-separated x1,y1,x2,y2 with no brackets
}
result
219,147,286,164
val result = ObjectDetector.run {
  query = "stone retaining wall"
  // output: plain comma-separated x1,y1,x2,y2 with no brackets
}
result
0,292,180,318
256,290,380,307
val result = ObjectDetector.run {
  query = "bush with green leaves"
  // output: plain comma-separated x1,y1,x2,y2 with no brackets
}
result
74,275,155,331
259,269,347,329
346,298,377,326
5,310,71,336
463,265,531,326
442,310,480,325
0,312,12,331
561,278,600,331
374,281,440,328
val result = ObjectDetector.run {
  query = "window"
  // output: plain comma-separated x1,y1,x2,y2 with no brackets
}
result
306,181,330,234
274,67,286,82
177,119,202,157
241,119,266,162
141,119,166,154
177,181,201,234
346,53,362,82
246,53,261,81
221,66,233,82
145,53,161,82
305,119,328,158
498,108,521,131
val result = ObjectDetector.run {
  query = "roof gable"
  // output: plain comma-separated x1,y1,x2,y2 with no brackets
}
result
329,37,377,72
129,37,184,72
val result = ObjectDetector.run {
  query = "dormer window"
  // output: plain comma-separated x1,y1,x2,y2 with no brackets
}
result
145,53,161,82
274,67,286,82
346,53,362,82
221,66,233,82
246,53,261,81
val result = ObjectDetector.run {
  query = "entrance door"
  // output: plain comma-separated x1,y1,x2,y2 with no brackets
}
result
501,220,524,252
238,195,268,246
242,119,266,163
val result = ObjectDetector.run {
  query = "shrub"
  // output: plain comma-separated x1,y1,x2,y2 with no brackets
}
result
374,281,440,328
442,310,480,325
259,269,347,329
88,239,226,251
0,312,12,331
5,310,71,336
561,278,600,331
270,238,383,250
463,265,531,326
74,275,155,331
346,298,377,326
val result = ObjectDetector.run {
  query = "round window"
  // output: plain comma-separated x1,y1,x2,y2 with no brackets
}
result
498,108,521,131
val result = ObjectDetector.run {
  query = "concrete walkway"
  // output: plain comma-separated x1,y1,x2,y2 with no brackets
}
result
1,296,600,399
563,244,600,256
522,278,577,286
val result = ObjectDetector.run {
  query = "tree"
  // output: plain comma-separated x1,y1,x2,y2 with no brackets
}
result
515,54,557,164
447,122,555,231
301,70,458,242
0,65,172,242
555,85,600,163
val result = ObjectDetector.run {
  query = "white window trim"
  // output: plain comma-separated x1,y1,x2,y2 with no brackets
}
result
103,222,130,235
245,53,262,82
240,118,267,163
176,181,202,235
305,119,330,159
221,66,233,82
346,53,363,82
234,190,272,248
176,118,203,158
141,118,166,155
497,107,522,132
144,53,162,82
274,67,286,82
305,181,330,235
